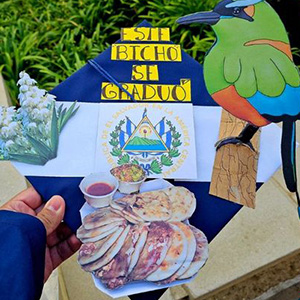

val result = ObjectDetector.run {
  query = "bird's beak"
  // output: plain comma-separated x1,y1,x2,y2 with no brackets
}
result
177,11,220,25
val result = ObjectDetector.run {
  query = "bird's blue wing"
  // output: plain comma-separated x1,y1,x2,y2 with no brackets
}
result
247,84,300,120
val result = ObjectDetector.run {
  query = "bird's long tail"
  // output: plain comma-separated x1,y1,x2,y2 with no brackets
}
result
281,120,300,217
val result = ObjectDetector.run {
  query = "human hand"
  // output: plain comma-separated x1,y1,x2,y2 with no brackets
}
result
0,187,81,281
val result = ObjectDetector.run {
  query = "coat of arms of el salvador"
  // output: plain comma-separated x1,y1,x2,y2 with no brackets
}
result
97,103,197,179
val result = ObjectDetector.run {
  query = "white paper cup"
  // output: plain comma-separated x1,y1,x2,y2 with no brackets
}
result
110,164,147,194
117,177,146,194
79,172,119,208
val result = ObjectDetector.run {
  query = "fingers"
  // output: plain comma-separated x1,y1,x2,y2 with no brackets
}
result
0,187,43,213
47,222,73,247
37,196,65,235
14,187,43,209
4,201,37,216
49,234,81,270
44,248,54,282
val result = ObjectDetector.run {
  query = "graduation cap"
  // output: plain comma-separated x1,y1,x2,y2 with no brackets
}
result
9,21,275,242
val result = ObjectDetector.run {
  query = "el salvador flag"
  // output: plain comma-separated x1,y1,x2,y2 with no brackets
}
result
13,20,278,250
155,117,165,137
126,116,136,136
163,131,172,149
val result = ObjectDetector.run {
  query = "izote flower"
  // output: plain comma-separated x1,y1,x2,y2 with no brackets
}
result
0,71,79,165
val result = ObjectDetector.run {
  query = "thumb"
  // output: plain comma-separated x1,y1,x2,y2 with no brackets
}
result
37,196,65,235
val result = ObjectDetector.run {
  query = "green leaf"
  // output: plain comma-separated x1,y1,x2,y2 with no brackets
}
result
8,153,48,165
58,102,79,132
58,107,67,129
161,154,173,166
150,160,162,174
172,132,181,139
132,159,139,165
172,140,182,147
50,105,59,157
110,132,119,138
0,0,217,104
110,148,122,156
26,134,53,159
169,148,180,157
118,154,130,165
57,104,63,117
109,139,119,147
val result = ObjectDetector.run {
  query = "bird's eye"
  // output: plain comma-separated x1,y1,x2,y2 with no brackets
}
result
233,7,241,16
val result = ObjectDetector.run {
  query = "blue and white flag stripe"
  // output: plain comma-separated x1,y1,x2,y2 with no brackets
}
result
155,118,165,137
125,117,135,136
12,102,283,183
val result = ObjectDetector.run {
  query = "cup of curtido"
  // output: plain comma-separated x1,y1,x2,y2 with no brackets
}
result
79,172,119,208
110,164,146,194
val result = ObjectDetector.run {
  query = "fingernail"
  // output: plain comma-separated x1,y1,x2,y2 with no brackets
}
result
46,197,62,212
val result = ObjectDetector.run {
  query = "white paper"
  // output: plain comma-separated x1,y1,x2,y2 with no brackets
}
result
12,102,99,177
257,124,282,182
179,106,282,183
13,103,283,183
95,103,198,179
79,179,193,298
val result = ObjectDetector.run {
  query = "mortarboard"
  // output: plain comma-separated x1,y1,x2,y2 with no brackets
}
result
24,21,248,241
5,19,283,299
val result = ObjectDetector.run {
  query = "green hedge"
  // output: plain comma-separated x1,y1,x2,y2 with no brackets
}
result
1,0,299,104
0,0,217,104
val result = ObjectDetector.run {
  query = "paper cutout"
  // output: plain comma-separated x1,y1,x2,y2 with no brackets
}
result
101,79,191,101
122,112,169,153
111,44,182,62
210,110,260,208
121,27,170,42
10,103,282,183
96,103,197,179
94,23,192,102
79,179,197,298
131,65,159,81
0,72,78,165
177,0,300,209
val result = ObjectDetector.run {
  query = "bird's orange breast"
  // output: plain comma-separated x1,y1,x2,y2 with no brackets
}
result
212,85,270,127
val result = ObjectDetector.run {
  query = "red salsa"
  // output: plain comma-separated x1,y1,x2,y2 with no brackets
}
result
86,182,114,196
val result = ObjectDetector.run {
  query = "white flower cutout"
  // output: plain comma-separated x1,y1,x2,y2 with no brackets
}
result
0,71,79,165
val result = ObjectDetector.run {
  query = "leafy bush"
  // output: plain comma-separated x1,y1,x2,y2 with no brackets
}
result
1,0,299,105
0,0,218,104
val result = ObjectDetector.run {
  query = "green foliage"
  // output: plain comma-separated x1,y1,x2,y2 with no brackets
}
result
110,148,122,156
172,139,182,147
110,131,119,139
26,134,54,159
109,119,125,156
0,0,218,104
161,154,172,166
118,153,130,164
150,159,162,174
169,148,180,157
172,132,181,139
6,102,79,165
8,153,48,165
109,139,119,147
131,159,139,165
57,101,79,132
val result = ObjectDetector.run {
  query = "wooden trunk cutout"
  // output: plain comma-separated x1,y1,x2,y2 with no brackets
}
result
209,110,260,208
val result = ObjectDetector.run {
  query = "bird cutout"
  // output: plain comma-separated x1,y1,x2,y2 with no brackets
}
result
177,0,300,216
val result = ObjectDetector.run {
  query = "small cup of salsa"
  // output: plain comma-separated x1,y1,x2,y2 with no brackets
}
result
79,172,119,208
110,164,146,194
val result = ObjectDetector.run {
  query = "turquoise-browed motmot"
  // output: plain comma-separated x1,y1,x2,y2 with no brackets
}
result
177,0,300,215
